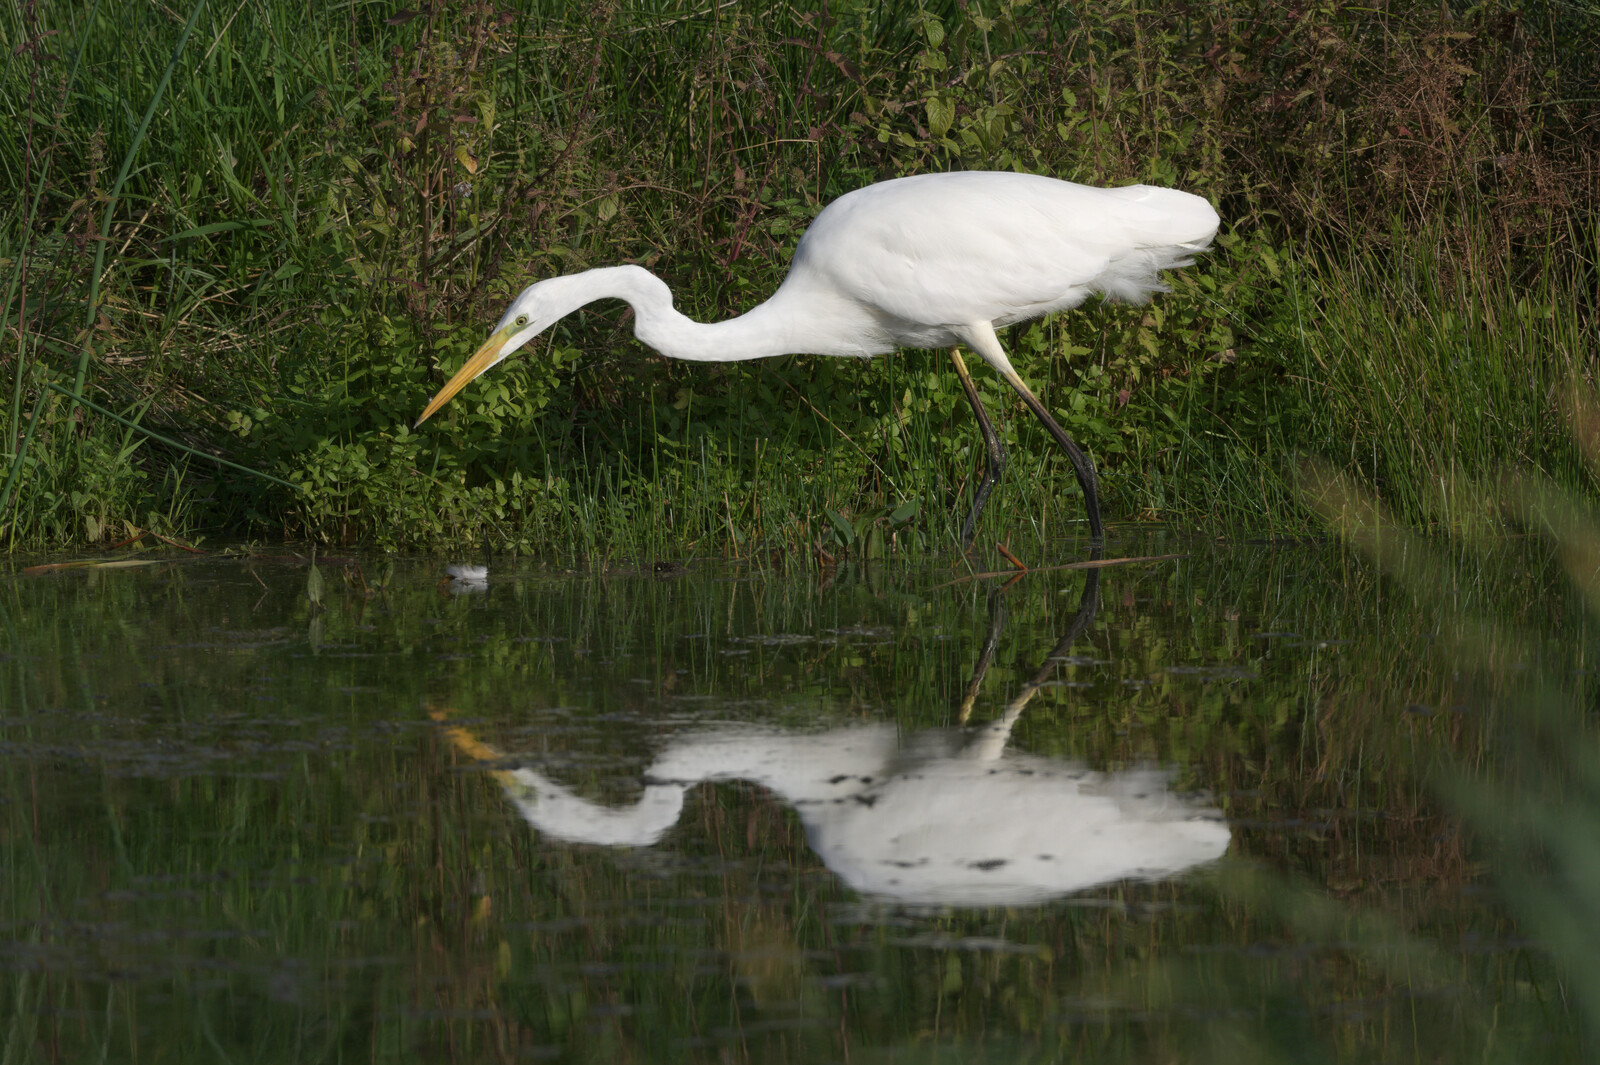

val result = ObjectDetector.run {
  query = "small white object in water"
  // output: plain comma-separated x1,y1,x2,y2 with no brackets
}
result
445,563,488,581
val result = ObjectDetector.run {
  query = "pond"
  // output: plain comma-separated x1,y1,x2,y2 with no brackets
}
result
0,532,1588,1063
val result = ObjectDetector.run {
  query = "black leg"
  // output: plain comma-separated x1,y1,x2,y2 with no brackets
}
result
950,348,1007,550
957,584,1007,724
959,562,1103,756
1025,563,1102,686
996,367,1104,544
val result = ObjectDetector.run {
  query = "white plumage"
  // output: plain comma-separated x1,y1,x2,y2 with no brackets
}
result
416,171,1220,548
476,722,1228,906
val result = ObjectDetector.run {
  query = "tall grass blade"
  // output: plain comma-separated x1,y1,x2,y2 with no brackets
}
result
0,390,48,519
43,383,302,492
69,0,207,414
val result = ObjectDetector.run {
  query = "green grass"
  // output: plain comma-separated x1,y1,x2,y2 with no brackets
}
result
0,0,1595,556
1124,227,1600,531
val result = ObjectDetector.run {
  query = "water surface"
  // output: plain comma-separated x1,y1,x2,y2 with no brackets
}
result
0,534,1582,1062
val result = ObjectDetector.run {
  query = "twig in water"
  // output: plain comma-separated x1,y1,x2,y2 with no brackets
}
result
935,552,1188,588
996,542,1029,571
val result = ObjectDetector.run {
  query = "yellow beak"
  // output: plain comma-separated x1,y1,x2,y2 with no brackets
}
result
414,326,514,427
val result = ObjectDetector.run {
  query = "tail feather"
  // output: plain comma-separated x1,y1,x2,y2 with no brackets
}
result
1095,185,1219,303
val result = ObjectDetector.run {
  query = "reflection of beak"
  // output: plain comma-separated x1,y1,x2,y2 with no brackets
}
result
414,326,514,426
428,706,517,786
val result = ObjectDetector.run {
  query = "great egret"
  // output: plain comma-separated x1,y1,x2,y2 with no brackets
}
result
416,171,1220,547
429,571,1231,905
438,562,1235,901
441,719,1228,905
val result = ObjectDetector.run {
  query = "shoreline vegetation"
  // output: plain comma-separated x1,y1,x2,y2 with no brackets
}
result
1,0,1595,558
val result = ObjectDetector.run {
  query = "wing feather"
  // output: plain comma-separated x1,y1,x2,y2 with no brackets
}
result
787,172,1217,329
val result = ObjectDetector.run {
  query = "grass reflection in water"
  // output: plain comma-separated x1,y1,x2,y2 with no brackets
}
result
0,534,1590,1062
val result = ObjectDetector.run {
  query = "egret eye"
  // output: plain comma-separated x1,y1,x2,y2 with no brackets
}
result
514,314,530,328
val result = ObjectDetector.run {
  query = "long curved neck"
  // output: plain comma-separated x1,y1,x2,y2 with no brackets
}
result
551,264,806,363
501,768,686,847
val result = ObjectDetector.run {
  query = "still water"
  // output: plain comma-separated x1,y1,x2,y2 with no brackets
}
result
0,534,1585,1062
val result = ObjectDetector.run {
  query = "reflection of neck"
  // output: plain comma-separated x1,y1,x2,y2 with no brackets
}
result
500,726,901,847
502,769,686,847
431,711,686,846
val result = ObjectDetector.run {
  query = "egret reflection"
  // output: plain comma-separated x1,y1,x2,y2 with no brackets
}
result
434,571,1229,905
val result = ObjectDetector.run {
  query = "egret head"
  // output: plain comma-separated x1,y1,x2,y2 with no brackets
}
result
414,285,557,426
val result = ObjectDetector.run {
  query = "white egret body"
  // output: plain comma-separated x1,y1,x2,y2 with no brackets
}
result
436,720,1228,906
429,569,1230,905
416,171,1220,546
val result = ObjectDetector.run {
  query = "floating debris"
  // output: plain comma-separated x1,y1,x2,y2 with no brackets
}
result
24,558,163,575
